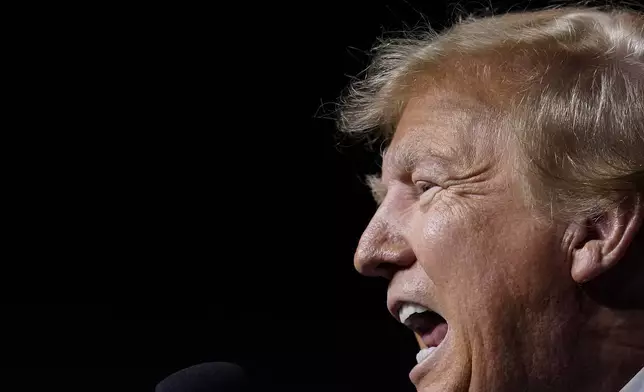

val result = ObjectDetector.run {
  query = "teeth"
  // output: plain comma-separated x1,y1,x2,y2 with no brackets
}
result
416,346,437,364
398,303,430,325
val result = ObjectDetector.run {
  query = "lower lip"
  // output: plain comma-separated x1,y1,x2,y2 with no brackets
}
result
409,330,450,385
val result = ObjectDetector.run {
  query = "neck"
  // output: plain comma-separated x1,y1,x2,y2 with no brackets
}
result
568,245,644,391
570,300,644,391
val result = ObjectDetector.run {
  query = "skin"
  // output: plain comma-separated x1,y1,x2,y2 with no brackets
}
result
353,92,644,391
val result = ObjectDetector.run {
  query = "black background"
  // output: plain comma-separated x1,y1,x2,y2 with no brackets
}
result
3,0,639,391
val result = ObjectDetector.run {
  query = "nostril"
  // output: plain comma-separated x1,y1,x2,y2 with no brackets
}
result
354,254,402,279
375,263,400,280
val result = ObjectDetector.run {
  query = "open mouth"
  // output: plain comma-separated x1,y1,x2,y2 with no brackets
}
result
398,303,449,364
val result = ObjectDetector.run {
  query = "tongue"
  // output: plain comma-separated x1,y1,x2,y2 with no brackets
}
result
421,322,448,348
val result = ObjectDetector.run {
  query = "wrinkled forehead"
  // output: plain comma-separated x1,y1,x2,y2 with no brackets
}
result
382,93,495,174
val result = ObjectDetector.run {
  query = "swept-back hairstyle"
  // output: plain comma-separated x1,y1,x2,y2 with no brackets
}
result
337,6,644,221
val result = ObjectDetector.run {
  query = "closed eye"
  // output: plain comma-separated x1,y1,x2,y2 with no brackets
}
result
415,181,437,194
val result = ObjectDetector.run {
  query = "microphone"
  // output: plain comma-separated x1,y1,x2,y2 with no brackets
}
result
155,362,250,392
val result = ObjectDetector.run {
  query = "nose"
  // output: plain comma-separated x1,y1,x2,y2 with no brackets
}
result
353,217,415,280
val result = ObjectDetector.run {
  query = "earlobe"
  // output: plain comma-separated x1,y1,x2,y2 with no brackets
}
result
569,197,643,284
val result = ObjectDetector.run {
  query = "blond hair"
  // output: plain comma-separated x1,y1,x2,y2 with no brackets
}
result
337,6,644,221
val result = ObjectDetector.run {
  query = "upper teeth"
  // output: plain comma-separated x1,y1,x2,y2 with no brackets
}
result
398,303,430,325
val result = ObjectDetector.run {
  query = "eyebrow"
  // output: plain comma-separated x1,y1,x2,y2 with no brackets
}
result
366,174,387,204
366,137,457,204
395,134,456,167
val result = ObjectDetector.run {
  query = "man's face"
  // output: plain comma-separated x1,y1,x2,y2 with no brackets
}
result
354,93,582,391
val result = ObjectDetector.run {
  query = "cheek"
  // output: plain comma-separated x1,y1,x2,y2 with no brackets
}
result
412,198,497,288
410,196,563,312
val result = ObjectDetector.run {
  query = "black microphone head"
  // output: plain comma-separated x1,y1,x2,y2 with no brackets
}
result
155,362,249,392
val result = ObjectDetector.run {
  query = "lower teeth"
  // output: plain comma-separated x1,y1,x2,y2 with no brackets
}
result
416,346,437,364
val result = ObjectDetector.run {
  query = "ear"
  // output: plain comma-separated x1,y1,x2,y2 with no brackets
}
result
569,196,643,284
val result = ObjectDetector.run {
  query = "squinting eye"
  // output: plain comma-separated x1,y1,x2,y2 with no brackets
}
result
415,181,437,194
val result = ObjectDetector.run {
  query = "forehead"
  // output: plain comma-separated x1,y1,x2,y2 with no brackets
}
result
383,93,488,172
